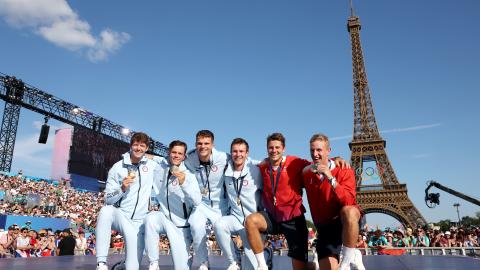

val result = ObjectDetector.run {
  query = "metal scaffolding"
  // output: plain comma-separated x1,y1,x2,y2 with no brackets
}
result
0,73,168,172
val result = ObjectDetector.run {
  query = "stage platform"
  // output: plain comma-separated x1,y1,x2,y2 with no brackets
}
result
1,254,479,269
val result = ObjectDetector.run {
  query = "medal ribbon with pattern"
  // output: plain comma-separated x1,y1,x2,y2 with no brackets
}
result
199,160,212,201
233,170,246,206
269,160,284,207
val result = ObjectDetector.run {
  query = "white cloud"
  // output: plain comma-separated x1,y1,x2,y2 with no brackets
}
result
87,29,131,62
0,0,130,62
330,123,442,141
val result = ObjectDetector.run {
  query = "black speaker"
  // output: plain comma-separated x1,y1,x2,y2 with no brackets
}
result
38,124,50,144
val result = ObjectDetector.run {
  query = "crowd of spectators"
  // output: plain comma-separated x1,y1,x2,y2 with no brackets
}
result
357,225,480,250
0,223,97,258
0,173,103,233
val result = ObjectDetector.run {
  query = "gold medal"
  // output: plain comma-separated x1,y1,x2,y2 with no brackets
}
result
237,197,241,206
273,196,277,206
201,188,209,196
170,165,180,173
128,169,136,178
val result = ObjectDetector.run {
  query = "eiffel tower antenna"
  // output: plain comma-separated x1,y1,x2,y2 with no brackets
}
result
349,0,355,17
346,3,427,228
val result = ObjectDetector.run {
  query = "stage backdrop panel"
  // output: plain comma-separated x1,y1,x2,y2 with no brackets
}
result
67,126,129,188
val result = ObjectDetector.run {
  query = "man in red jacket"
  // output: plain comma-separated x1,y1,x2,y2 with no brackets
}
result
245,132,309,270
302,134,362,270
245,133,348,270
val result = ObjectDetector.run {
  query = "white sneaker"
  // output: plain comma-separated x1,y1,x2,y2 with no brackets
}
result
350,249,366,270
149,261,160,270
96,263,108,270
198,261,209,270
312,248,320,270
227,262,240,270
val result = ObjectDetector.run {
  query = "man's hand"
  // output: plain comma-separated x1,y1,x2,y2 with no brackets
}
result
171,170,186,185
314,163,333,179
121,176,135,193
334,157,351,169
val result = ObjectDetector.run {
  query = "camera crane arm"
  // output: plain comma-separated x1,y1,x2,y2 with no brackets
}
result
425,180,480,208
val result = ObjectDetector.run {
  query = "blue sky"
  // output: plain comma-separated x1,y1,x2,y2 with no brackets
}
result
1,0,479,228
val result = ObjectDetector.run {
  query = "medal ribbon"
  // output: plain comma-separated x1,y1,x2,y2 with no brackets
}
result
269,160,283,207
233,173,246,203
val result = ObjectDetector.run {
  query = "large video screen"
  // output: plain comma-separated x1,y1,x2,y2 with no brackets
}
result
68,126,130,182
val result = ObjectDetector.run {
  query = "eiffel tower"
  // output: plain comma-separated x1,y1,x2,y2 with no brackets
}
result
346,2,427,228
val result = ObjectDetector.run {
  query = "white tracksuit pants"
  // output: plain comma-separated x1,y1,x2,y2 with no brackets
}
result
96,205,145,270
144,212,192,270
214,215,256,270
188,203,223,264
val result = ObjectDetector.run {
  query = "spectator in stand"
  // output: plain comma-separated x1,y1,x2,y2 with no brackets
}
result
431,232,449,247
356,234,367,249
385,232,394,247
403,228,414,247
86,234,96,255
392,230,407,247
15,228,31,258
112,236,124,253
448,231,458,247
0,226,16,258
38,229,55,257
465,232,478,247
368,229,388,248
455,233,465,247
76,231,88,255
57,229,76,256
412,228,430,247
28,230,39,256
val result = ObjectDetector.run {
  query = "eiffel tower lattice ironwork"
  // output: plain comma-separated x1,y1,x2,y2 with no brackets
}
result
346,5,427,228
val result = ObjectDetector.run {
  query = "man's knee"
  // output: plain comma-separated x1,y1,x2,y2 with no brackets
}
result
213,218,228,233
340,206,360,224
245,213,265,232
99,205,115,215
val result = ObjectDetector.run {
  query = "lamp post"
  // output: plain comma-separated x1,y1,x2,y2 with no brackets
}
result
453,203,461,226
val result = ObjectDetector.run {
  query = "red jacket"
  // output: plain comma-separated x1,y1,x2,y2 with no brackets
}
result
302,163,357,226
259,156,309,222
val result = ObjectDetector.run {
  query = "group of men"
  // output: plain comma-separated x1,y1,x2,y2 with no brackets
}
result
95,130,365,270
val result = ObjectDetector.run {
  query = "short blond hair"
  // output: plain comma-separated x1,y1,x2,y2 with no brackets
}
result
310,133,330,148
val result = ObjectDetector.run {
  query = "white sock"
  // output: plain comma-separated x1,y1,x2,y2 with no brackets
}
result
339,246,355,268
255,252,267,268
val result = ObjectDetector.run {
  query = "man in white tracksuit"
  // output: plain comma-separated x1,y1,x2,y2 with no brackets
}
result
145,140,202,270
185,130,229,270
96,132,158,270
214,138,263,270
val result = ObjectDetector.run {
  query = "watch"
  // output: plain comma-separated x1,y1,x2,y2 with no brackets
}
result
328,176,337,189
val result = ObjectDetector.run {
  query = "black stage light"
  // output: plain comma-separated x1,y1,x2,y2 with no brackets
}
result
38,117,50,144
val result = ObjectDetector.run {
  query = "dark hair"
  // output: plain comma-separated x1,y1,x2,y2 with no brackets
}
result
267,132,285,147
230,138,249,152
196,130,214,142
130,132,150,146
168,140,187,154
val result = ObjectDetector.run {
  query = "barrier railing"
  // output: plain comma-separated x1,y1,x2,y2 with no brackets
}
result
102,247,480,257
357,247,480,257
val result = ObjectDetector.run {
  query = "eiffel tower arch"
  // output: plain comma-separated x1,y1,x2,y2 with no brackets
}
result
346,3,427,229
